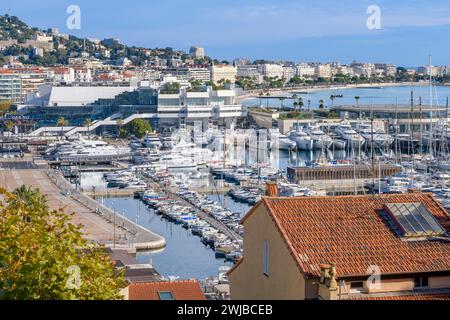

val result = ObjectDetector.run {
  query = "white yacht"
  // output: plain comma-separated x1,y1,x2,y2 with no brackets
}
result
303,124,332,150
288,129,314,151
143,134,162,149
50,138,130,161
268,129,297,151
356,122,394,148
335,123,365,149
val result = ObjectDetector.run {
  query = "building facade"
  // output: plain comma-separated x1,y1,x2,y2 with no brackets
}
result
229,189,450,300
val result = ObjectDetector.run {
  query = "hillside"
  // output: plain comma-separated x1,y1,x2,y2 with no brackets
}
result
0,14,211,67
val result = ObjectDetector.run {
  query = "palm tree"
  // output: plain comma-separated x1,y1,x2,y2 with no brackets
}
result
13,185,48,211
259,91,264,107
330,94,336,107
265,92,270,108
307,99,311,112
116,117,124,136
298,97,304,111
293,101,299,111
57,117,68,139
318,99,325,109
84,118,93,140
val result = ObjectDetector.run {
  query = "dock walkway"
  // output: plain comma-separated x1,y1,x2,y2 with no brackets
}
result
138,174,243,242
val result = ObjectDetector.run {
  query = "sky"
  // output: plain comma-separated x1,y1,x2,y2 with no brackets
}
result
2,0,450,66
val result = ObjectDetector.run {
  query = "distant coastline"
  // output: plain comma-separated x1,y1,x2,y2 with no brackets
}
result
236,81,427,102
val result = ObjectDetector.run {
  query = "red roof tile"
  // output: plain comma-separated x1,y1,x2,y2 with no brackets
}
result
128,280,206,300
246,193,450,278
347,293,450,300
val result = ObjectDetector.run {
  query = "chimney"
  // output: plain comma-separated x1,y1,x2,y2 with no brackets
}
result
265,182,278,197
318,262,339,300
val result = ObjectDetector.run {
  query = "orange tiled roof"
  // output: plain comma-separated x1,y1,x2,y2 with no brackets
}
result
128,280,206,300
347,293,450,300
248,193,450,278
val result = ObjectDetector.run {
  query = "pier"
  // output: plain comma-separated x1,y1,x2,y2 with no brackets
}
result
138,173,243,242
0,161,166,251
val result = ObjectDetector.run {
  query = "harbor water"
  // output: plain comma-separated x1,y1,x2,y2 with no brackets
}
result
242,85,450,108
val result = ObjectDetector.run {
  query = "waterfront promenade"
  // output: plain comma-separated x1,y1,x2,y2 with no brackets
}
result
0,161,166,251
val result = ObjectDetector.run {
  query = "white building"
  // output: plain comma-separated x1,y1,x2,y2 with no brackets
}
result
314,64,332,78
282,66,295,81
210,65,237,84
157,86,245,127
296,64,315,78
260,64,284,79
186,68,211,83
189,46,205,59
237,65,260,78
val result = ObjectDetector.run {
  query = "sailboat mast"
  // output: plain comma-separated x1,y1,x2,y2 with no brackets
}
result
429,54,433,157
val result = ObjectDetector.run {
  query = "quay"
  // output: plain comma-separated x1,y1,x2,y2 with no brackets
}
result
0,160,166,251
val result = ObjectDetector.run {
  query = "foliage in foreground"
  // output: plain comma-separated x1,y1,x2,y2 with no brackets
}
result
0,186,125,300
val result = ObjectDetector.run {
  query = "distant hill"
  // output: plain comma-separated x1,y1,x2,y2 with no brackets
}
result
0,15,38,42
0,14,211,67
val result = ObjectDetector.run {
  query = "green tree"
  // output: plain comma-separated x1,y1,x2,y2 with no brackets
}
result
129,118,152,139
4,120,15,133
0,186,125,299
0,100,12,116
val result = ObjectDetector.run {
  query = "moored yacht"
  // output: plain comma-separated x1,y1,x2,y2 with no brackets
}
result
356,122,394,148
335,123,365,149
288,129,314,151
303,123,332,150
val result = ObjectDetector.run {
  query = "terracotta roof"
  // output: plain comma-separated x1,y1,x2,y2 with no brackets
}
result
347,293,450,300
128,280,206,300
245,193,450,278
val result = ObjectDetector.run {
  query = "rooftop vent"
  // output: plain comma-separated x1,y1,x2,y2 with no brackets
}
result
384,203,446,238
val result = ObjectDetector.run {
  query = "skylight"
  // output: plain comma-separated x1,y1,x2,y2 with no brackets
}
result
384,203,446,238
158,291,175,300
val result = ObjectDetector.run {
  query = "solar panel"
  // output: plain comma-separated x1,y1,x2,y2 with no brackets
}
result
385,203,446,238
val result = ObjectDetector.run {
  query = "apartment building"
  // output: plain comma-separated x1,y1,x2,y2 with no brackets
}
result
296,64,315,78
178,67,211,83
0,69,46,103
210,65,237,84
282,66,295,81
189,46,205,59
351,62,376,78
314,64,332,78
229,187,450,300
260,64,284,79
237,65,260,78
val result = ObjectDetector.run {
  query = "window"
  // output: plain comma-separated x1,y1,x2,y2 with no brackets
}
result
158,291,174,300
414,276,429,289
349,281,364,293
263,240,269,276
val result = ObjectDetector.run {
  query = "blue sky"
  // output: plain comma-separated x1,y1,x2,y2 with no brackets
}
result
2,0,450,66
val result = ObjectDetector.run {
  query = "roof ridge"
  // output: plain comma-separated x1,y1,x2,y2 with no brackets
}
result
263,192,433,201
131,279,198,286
